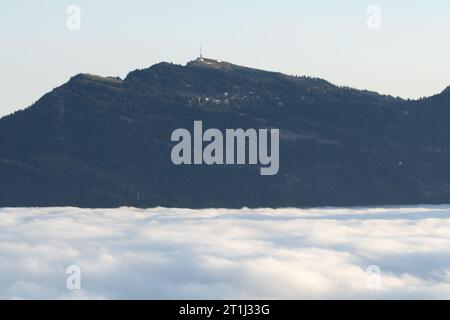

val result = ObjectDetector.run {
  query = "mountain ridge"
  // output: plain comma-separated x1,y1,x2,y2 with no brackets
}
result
1,58,450,208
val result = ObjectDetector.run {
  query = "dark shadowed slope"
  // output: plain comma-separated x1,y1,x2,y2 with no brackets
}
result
1,58,450,208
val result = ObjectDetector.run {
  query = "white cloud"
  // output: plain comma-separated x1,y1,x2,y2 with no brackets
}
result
1,206,450,299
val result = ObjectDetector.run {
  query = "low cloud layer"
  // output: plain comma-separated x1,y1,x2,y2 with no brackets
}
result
1,206,450,299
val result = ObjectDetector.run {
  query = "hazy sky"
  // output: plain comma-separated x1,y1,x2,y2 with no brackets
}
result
1,0,449,117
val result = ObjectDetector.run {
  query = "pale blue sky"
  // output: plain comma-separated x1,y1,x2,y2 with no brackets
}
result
1,0,449,116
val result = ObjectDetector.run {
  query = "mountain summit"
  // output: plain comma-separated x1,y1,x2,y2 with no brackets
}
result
1,59,450,208
187,57,231,69
187,57,262,72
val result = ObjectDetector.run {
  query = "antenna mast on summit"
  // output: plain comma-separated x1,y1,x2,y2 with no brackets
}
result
200,44,203,59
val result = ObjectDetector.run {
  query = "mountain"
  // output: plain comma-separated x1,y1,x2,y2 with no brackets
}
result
1,57,450,208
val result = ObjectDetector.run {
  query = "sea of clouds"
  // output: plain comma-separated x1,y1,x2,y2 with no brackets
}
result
1,206,450,299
